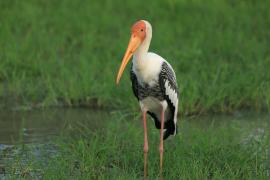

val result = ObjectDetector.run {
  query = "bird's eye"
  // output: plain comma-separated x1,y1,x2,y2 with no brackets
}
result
141,29,144,32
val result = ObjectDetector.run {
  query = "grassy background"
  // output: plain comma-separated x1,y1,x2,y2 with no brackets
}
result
0,0,270,113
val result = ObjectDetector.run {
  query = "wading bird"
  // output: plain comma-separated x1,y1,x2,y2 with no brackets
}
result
116,20,179,179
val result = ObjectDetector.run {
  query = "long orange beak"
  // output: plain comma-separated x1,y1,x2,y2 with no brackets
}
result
116,34,142,84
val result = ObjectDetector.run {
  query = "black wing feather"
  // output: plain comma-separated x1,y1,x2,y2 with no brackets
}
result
159,62,179,139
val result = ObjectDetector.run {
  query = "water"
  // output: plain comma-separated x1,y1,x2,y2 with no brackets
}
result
0,109,269,146
0,109,111,178
0,109,110,145
0,109,269,178
187,111,270,128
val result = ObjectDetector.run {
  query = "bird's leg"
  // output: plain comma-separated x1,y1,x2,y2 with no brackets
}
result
159,109,165,178
143,111,148,180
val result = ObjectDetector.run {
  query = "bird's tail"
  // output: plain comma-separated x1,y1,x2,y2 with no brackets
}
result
163,124,178,140
163,130,170,140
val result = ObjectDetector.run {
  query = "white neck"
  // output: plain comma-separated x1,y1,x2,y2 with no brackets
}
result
133,20,152,69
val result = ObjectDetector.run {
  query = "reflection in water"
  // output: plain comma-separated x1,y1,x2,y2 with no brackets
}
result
0,109,110,145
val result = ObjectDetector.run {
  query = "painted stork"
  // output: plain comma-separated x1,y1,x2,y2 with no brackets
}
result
116,20,179,178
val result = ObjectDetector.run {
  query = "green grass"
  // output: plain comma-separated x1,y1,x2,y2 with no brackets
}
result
1,0,270,113
3,113,270,179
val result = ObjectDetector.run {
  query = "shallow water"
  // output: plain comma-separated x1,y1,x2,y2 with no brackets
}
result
0,109,269,178
0,109,111,178
0,109,110,145
187,111,270,128
0,109,269,145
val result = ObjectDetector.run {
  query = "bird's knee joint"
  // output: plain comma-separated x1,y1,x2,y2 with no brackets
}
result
144,147,148,153
159,148,163,153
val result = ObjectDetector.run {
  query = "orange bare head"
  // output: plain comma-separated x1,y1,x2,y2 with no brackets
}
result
131,20,146,42
116,20,147,84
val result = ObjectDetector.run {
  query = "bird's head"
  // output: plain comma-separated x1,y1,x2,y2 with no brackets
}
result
116,20,151,84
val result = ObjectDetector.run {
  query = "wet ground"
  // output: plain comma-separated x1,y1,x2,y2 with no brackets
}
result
0,109,269,178
0,109,111,178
